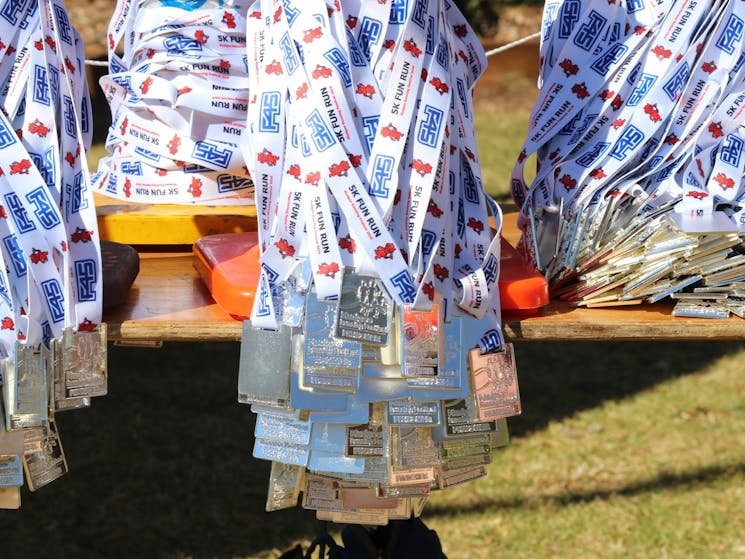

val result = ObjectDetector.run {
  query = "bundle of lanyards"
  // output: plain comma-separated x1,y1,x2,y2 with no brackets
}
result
514,0,745,316
238,0,521,523
0,0,105,509
94,0,255,204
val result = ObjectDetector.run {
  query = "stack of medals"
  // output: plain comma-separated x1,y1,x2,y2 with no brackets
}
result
238,0,521,523
93,0,255,205
512,0,745,317
0,0,106,508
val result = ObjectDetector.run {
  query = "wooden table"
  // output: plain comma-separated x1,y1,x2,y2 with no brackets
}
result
102,208,745,343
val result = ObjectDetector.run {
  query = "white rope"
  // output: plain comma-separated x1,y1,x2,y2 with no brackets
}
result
483,31,541,57
83,31,543,68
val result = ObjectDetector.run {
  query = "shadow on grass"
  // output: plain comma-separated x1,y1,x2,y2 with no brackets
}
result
3,340,742,558
508,340,745,438
426,460,745,515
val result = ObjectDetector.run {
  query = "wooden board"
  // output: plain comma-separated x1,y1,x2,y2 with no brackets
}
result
102,212,745,342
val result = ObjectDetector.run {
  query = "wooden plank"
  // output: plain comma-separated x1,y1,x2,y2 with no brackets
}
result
102,246,745,343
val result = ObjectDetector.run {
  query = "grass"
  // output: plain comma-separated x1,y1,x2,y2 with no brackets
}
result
6,48,745,558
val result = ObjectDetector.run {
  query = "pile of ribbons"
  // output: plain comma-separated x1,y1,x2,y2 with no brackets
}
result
0,0,106,508
93,0,254,204
239,0,520,523
514,0,745,316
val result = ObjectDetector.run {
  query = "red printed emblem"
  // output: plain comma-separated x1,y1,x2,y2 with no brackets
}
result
453,24,468,38
427,200,443,217
713,172,735,190
317,262,340,278
412,159,433,177
71,227,94,243
589,168,607,180
652,45,672,59
644,103,661,122
1,316,13,330
287,164,301,180
430,77,449,95
434,264,449,282
422,281,435,301
30,249,48,264
10,159,31,175
346,16,358,29
356,83,376,99
611,94,623,111
123,177,132,198
222,11,236,29
303,27,323,43
140,76,154,94
312,65,332,79
275,238,295,258
296,83,309,100
28,119,50,137
329,160,351,177
178,86,192,96
664,133,679,145
64,57,75,74
348,154,362,168
273,6,282,23
189,177,203,198
571,82,590,99
454,243,463,259
383,39,395,51
305,171,321,186
709,121,724,138
403,38,422,58
381,123,404,141
686,191,708,200
701,61,717,74
195,30,208,45
558,58,579,77
167,134,181,155
257,148,280,166
266,60,283,75
339,235,356,253
78,318,97,332
559,174,577,190
467,217,485,234
374,243,396,259
612,118,626,129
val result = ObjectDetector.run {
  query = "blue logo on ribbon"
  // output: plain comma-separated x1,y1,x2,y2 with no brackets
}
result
42,279,66,323
418,105,444,148
259,91,282,133
716,14,744,54
193,141,232,168
2,235,26,277
370,155,394,197
75,259,98,302
573,10,606,52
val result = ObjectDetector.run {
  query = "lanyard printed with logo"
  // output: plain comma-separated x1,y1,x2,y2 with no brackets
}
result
511,2,668,217
518,0,745,295
95,0,254,204
0,0,105,500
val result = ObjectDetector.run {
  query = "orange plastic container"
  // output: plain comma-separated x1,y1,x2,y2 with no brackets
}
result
193,233,548,318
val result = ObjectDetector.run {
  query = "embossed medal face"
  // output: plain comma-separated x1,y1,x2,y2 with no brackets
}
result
58,324,108,403
401,303,442,377
22,420,68,492
346,423,384,457
387,400,441,426
303,293,362,392
469,343,521,421
0,429,25,488
442,398,497,437
335,273,392,347
265,461,303,512
391,427,437,470
304,293,362,371
238,322,292,407
8,344,47,430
